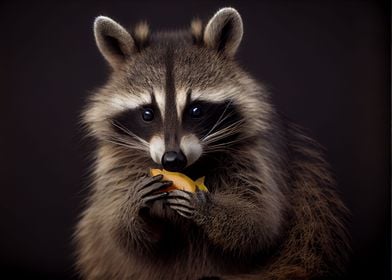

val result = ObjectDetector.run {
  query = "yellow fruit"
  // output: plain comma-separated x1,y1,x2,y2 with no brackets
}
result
194,176,208,192
150,169,208,193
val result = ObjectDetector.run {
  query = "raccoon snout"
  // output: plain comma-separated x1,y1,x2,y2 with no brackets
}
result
161,151,187,172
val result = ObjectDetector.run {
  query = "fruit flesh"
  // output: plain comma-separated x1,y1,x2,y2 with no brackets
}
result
150,169,208,192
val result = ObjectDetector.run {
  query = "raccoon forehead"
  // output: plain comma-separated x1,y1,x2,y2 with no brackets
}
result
189,88,236,103
109,91,152,111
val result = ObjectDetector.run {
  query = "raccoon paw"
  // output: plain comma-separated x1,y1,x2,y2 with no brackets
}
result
135,175,172,207
165,189,208,219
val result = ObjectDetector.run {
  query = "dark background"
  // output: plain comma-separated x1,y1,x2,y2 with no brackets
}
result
0,0,389,279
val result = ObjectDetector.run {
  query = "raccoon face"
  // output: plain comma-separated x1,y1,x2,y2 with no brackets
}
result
85,8,270,172
110,93,242,171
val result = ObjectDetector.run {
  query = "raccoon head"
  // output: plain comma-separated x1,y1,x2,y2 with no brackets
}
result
84,7,272,173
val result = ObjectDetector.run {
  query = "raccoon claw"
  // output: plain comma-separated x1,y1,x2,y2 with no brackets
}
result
135,175,172,207
170,206,194,219
141,192,169,206
166,190,207,219
137,175,172,198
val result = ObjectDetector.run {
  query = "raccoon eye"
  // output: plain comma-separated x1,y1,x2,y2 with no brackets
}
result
190,105,202,119
142,108,154,122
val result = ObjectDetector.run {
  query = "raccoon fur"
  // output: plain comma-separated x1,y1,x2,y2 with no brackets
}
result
75,7,350,280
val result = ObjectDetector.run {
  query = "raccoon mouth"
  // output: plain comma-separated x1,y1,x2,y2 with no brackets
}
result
151,165,198,181
150,159,203,181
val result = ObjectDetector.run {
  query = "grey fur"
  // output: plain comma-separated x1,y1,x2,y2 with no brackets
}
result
76,7,350,280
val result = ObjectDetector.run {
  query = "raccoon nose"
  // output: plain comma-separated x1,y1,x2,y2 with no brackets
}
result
161,151,187,172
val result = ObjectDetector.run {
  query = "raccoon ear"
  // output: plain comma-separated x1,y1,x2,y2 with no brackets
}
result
94,16,135,69
203,7,243,57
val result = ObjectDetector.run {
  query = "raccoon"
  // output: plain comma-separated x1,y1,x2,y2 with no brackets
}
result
75,7,350,280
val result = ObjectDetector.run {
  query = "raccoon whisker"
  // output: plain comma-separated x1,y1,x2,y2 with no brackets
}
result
202,144,245,156
202,126,235,144
203,118,244,139
203,127,239,143
204,111,237,139
205,135,248,150
206,138,245,150
201,100,234,141
202,147,234,154
202,129,248,155
110,121,150,146
114,134,149,149
112,124,150,147
106,139,142,151
202,137,245,154
103,136,149,152
102,127,150,150
202,120,245,144
203,132,238,146
201,145,240,156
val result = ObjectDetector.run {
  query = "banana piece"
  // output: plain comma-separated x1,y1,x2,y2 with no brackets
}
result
150,169,208,192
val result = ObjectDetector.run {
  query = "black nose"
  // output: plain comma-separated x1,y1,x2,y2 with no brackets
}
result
161,151,187,172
